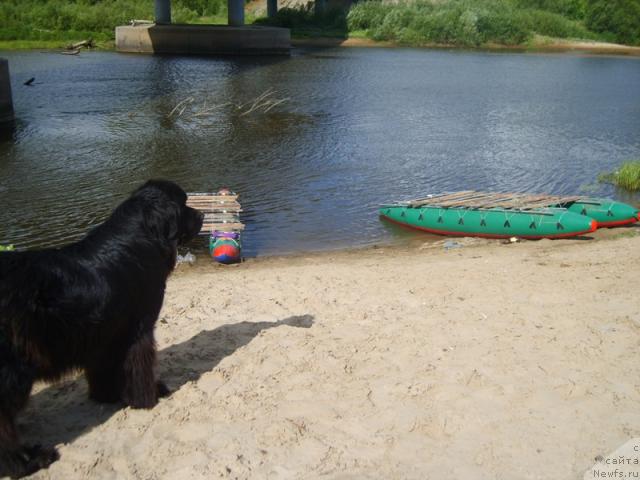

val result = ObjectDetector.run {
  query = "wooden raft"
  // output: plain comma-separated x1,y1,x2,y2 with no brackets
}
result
402,191,584,211
187,192,244,235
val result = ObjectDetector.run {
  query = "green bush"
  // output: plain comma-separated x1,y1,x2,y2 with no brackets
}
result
256,4,348,36
512,0,587,20
585,0,640,45
0,0,227,42
519,8,596,39
348,0,531,46
1,0,639,47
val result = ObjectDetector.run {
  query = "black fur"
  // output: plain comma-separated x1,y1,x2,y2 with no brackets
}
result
0,180,203,478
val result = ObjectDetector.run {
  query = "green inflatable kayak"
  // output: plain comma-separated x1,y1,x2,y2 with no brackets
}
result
380,191,638,239
554,198,639,227
380,204,597,239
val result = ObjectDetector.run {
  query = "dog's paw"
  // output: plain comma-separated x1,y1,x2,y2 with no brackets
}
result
23,444,59,469
0,445,59,479
156,380,171,398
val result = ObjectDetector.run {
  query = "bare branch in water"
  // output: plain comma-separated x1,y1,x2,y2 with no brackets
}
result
167,90,289,120
167,97,194,118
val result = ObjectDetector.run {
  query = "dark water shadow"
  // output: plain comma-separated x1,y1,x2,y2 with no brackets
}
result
0,122,16,143
20,315,314,449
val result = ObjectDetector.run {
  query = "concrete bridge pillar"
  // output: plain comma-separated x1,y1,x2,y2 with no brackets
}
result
155,0,172,24
0,59,14,127
228,0,245,26
267,0,278,18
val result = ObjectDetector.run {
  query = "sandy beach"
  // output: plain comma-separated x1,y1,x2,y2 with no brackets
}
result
292,36,640,57
21,226,640,479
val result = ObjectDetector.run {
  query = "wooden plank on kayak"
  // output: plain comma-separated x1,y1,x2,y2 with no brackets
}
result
441,192,512,207
482,193,523,208
202,222,245,231
471,193,525,208
187,200,242,209
432,192,496,207
488,194,554,209
188,192,244,235
187,198,240,205
407,190,476,206
204,212,238,220
404,191,588,211
187,193,238,200
541,195,583,206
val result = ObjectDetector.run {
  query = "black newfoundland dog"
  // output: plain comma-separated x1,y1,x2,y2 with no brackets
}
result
0,180,203,478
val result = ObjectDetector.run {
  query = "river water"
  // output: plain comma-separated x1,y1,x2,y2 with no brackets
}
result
1,47,639,256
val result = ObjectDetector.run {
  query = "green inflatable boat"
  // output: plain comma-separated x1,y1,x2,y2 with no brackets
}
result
379,191,638,239
554,198,639,227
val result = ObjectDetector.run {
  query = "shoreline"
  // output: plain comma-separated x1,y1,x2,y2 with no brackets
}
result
179,222,639,267
2,36,640,59
27,225,640,478
293,36,640,57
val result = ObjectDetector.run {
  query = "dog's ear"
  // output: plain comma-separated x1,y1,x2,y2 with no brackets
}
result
143,200,180,242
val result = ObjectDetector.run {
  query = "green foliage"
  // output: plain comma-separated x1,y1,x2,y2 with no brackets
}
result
512,0,587,20
585,0,640,45
0,245,15,252
519,8,596,39
1,0,639,47
344,0,615,46
255,4,348,37
0,0,227,43
178,0,226,16
599,160,640,191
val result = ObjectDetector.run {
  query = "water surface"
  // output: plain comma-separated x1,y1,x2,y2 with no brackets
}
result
1,48,639,255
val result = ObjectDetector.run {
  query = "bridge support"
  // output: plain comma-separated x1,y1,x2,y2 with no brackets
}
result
155,0,171,24
0,59,14,127
267,0,278,18
228,0,245,26
116,0,290,55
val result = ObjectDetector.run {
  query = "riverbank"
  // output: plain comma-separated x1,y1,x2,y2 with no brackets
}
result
292,35,640,56
26,226,640,479
3,35,640,58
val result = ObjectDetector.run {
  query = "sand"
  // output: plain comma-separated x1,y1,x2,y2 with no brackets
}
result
21,227,640,480
291,36,640,57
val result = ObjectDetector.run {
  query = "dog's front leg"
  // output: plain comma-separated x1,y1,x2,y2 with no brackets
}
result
121,331,162,409
0,360,58,478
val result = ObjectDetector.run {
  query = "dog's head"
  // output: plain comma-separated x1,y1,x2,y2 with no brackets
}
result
132,180,203,246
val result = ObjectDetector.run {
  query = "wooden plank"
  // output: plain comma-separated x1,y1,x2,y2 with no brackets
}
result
201,222,245,231
192,208,242,214
203,214,239,221
187,193,238,200
542,195,583,206
479,193,530,208
407,190,476,206
187,202,242,210
471,193,525,208
187,198,240,204
518,197,571,209
437,192,508,207
404,191,586,210
486,193,553,209
431,192,497,207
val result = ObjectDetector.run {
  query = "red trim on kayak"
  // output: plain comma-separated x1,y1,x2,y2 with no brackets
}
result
596,217,639,228
380,215,597,239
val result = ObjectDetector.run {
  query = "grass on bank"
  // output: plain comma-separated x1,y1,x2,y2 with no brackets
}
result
1,0,639,49
0,0,228,48
258,0,640,47
599,160,640,191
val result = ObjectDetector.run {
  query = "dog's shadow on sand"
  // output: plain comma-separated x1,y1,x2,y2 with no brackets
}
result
21,314,314,449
